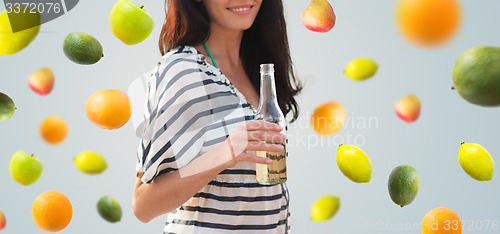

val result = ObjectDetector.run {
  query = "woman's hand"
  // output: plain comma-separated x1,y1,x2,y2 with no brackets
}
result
219,120,286,169
133,120,286,223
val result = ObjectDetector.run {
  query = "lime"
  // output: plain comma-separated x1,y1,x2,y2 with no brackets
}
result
0,92,15,121
74,151,107,174
63,32,103,65
336,145,372,183
344,57,378,81
97,195,122,223
310,195,340,222
458,142,494,181
388,165,419,207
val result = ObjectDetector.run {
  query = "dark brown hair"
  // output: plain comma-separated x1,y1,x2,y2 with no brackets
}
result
159,0,302,122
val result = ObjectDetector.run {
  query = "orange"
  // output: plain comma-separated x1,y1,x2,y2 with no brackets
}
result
422,207,462,234
396,0,461,47
39,115,68,145
85,89,131,130
311,101,346,136
32,191,73,232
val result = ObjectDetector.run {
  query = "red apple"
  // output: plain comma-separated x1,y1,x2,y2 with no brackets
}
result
0,210,5,231
301,0,336,33
394,94,421,122
28,67,54,95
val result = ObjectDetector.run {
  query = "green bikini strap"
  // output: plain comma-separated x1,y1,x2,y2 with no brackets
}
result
203,42,218,69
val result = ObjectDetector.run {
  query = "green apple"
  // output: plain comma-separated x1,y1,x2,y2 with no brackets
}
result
9,151,43,186
109,0,154,45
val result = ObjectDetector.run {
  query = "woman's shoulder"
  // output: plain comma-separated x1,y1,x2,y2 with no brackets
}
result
147,46,204,84
148,45,216,94
159,45,203,68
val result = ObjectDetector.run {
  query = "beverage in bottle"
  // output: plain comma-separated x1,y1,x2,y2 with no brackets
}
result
255,64,287,185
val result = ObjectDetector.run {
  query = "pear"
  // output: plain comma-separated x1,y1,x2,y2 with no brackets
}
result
301,0,336,33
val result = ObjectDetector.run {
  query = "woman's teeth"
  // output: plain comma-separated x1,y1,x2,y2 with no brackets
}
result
231,7,251,12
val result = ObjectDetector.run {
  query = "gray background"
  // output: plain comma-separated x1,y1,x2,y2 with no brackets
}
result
1,0,499,233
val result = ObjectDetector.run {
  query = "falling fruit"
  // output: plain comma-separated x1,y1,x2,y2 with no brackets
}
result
388,165,419,207
0,10,41,56
0,210,6,231
458,142,494,181
32,191,73,232
86,89,131,130
396,0,461,47
0,92,15,121
422,207,462,234
40,115,68,144
344,58,378,81
109,0,154,45
74,151,108,175
9,151,43,186
311,101,346,136
394,94,421,123
97,195,123,223
63,32,103,65
28,67,55,96
452,46,500,107
310,195,340,222
301,0,336,33
336,145,372,183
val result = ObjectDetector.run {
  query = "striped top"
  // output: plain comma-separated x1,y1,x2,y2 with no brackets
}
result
136,46,290,233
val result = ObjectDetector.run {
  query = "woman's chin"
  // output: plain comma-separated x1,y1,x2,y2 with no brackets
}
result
229,21,256,31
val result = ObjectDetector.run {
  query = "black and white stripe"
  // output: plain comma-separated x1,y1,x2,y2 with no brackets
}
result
136,46,290,233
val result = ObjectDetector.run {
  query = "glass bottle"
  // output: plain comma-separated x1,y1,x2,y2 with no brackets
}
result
255,64,287,185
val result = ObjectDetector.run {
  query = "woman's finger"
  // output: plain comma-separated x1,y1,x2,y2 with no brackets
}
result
247,130,286,142
238,152,273,165
246,141,284,152
241,120,282,132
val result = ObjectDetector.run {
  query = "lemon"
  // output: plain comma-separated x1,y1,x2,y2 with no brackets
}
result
0,10,40,56
458,142,494,181
310,195,340,222
344,57,378,81
336,145,372,183
74,151,107,174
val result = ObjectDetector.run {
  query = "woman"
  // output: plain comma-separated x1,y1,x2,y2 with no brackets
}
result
133,0,302,233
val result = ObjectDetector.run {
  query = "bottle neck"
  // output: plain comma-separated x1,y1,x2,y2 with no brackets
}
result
258,70,279,115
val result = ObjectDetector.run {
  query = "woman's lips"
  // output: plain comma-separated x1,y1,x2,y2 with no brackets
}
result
227,5,254,15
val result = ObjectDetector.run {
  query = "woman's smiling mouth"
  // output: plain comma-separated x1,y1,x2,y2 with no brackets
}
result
227,5,254,15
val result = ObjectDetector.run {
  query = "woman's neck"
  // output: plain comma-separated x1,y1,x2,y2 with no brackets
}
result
204,24,244,68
